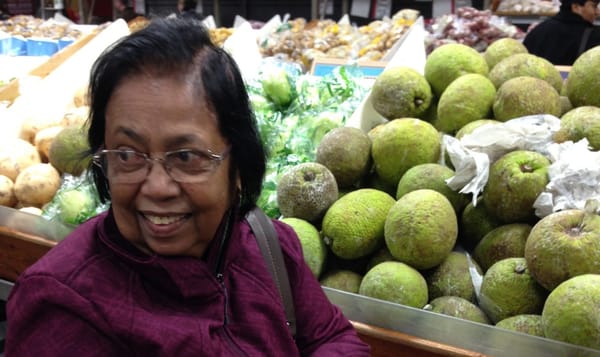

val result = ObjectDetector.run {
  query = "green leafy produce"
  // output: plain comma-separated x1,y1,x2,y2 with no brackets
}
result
248,61,369,217
261,68,294,108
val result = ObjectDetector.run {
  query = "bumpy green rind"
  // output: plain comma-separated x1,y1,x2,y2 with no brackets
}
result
566,46,600,108
482,150,550,224
434,73,496,135
280,217,327,279
488,53,563,93
359,261,428,308
495,314,544,337
322,188,396,260
371,66,433,120
459,197,502,250
424,43,489,97
474,223,532,272
371,118,441,187
428,296,491,324
320,269,363,294
554,106,600,151
396,163,467,215
479,257,548,324
542,274,600,349
426,251,483,303
316,126,372,188
385,189,458,270
483,38,529,70
524,209,600,291
276,162,338,223
493,76,562,122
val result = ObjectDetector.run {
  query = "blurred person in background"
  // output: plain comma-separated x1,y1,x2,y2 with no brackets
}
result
0,0,10,20
523,0,600,65
177,0,202,21
114,0,139,22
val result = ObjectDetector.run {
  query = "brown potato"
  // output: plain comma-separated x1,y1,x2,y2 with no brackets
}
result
0,175,16,207
14,163,61,208
0,138,42,181
34,126,64,162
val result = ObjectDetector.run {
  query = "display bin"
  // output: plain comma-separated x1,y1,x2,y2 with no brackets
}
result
0,206,69,282
0,28,98,106
1,206,600,356
324,287,600,357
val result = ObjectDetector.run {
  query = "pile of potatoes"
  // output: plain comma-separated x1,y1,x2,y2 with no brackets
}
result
0,85,89,214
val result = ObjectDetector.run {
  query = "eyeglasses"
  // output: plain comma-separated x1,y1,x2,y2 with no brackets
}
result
92,147,230,184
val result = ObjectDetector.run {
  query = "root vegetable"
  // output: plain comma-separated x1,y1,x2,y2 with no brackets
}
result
34,126,64,162
20,112,65,144
61,106,89,127
14,163,61,207
0,139,42,181
73,85,89,107
0,175,16,207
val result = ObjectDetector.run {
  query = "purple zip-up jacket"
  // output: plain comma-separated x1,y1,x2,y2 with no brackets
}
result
6,211,369,356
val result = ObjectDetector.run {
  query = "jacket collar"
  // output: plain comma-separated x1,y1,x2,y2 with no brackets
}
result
555,10,594,26
96,209,240,299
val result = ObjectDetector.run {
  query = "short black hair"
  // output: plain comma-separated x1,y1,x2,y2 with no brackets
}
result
182,0,197,11
561,0,598,12
87,18,266,215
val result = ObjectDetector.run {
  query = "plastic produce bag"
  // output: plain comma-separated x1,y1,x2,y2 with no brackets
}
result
533,139,600,217
443,114,562,206
42,172,109,227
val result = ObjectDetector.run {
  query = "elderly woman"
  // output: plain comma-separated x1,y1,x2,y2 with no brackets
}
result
6,19,369,355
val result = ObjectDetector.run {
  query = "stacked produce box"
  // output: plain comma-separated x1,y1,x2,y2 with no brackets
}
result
0,15,88,56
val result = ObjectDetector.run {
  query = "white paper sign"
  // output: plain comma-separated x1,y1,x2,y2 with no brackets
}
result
351,0,371,17
374,0,392,18
319,0,335,16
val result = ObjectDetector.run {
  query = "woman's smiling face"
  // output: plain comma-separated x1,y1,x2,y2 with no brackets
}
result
104,73,234,258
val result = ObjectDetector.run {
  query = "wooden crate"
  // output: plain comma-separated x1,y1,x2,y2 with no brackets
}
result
0,225,56,282
352,321,487,357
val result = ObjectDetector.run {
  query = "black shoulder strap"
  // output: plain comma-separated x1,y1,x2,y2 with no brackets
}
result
579,27,593,57
246,207,297,338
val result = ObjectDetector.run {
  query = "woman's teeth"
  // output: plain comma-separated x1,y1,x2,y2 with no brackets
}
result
144,214,185,225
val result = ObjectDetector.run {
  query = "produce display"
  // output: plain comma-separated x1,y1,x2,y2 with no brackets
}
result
0,20,129,224
0,15,87,56
259,10,418,69
269,41,600,351
247,59,370,217
425,7,524,54
0,15,84,39
0,95,103,226
493,0,558,15
2,9,600,355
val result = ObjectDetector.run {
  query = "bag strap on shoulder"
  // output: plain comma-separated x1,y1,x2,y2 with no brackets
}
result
579,27,593,57
246,207,297,338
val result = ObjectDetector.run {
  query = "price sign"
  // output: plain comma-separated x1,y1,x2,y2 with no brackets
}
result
310,57,387,80
350,0,370,17
373,0,392,18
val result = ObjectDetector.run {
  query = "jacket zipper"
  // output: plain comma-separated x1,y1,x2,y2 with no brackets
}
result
217,273,247,357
